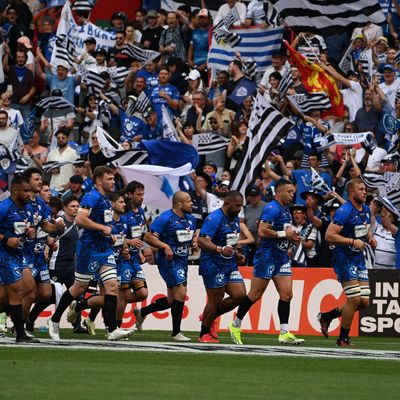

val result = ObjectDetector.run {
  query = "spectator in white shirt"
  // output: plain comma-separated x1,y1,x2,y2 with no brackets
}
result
214,0,247,27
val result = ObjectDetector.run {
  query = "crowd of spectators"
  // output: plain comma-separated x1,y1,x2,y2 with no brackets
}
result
0,0,400,270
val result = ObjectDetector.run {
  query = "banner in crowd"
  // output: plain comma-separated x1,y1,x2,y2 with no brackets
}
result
208,27,283,72
50,1,116,68
359,269,400,337
38,267,357,336
269,0,385,36
285,40,345,117
314,131,375,151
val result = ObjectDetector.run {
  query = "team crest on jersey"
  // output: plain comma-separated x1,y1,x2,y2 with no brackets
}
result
215,273,224,285
88,261,99,272
176,268,186,279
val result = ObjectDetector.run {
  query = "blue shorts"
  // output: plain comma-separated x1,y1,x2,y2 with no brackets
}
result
31,264,51,283
201,269,244,289
158,259,188,288
332,251,368,283
0,253,23,285
253,248,292,279
118,259,146,285
22,255,34,270
76,245,116,276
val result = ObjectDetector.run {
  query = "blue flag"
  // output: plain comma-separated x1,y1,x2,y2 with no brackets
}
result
19,108,36,144
227,77,257,105
142,140,199,169
379,110,400,144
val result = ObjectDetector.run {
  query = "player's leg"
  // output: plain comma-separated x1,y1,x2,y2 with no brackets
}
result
168,283,189,340
274,275,304,344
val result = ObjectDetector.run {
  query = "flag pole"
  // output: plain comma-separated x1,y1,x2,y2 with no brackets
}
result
300,33,321,63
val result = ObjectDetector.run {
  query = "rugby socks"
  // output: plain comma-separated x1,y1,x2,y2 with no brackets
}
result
89,307,101,322
140,296,170,318
233,296,255,327
0,305,10,315
278,300,290,333
200,324,210,337
75,298,89,312
9,304,25,339
117,319,122,328
52,290,75,323
321,307,341,322
103,294,117,333
171,300,184,336
339,326,350,340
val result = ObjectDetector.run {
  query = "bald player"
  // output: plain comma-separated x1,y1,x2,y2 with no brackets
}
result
134,191,198,341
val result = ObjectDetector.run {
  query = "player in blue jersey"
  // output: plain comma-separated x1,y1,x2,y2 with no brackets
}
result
48,166,133,341
229,180,305,345
0,175,39,342
197,191,246,343
320,178,376,346
135,191,197,341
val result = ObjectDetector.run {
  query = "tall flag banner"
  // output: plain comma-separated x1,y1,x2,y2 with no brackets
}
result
277,66,294,98
287,92,331,114
208,27,283,72
162,106,180,142
269,0,385,36
285,40,345,117
121,44,161,65
231,92,294,197
52,33,76,68
192,132,230,155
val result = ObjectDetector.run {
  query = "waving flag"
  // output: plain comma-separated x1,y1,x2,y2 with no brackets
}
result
122,44,160,65
287,92,331,114
208,27,283,72
19,109,36,144
37,96,75,111
269,0,385,36
285,40,344,117
162,106,180,142
192,132,229,155
278,67,294,98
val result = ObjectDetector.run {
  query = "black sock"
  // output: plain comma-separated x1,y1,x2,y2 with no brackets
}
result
75,299,89,312
214,306,223,318
103,294,117,333
52,290,75,323
117,319,122,328
200,324,210,337
278,300,290,325
339,326,350,339
89,307,100,322
9,304,25,339
0,305,10,315
236,296,255,320
141,297,170,318
27,302,51,324
171,300,184,336
322,307,341,322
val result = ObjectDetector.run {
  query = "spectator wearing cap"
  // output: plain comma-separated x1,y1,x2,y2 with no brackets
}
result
77,37,97,70
141,9,164,52
71,159,93,192
16,36,35,73
188,9,212,84
61,175,85,202
381,153,398,172
379,64,400,108
109,11,128,33
244,187,266,265
181,69,204,117
214,0,246,27
93,49,109,72
320,63,363,123
46,128,79,192
39,89,76,145
374,36,389,65
3,47,35,120
141,109,163,140
36,60,78,105
148,65,180,122
159,11,187,63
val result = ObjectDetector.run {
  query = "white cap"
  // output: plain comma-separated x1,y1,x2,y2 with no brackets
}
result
186,69,201,81
221,180,230,187
57,61,70,70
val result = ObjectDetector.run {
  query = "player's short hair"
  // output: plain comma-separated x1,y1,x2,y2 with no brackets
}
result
224,190,243,201
93,166,114,182
63,195,79,207
125,180,144,194
109,191,124,203
21,167,42,180
11,174,29,188
275,179,293,192
346,177,365,192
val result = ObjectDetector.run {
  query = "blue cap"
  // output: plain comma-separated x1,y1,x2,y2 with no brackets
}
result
383,64,396,72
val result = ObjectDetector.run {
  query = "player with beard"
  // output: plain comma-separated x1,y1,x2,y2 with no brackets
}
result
229,180,305,345
48,166,133,341
134,191,197,341
198,191,246,343
319,178,376,346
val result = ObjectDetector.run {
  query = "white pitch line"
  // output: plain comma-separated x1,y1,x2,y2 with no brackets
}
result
0,338,399,361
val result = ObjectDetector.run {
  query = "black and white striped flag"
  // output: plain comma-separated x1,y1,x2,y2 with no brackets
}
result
108,66,131,88
231,92,294,196
268,0,385,36
85,70,105,95
339,42,355,75
192,132,229,155
72,0,93,12
278,67,293,98
358,48,374,79
213,9,242,47
42,161,73,174
126,92,152,116
52,34,76,69
361,172,400,190
243,58,257,82
110,149,149,167
121,44,160,64
37,96,75,110
287,92,331,114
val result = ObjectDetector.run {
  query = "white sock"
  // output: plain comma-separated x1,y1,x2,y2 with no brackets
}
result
280,323,289,334
233,317,242,328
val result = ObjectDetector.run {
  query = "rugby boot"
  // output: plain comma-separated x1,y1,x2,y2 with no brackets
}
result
171,332,191,341
317,312,330,338
25,319,34,335
16,334,40,343
83,317,96,336
48,317,60,341
66,300,78,324
199,313,218,339
133,307,145,332
336,338,355,347
0,312,7,333
198,333,219,343
229,322,243,345
107,328,134,341
278,332,305,345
